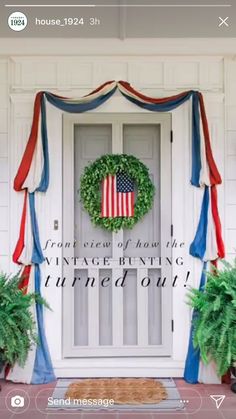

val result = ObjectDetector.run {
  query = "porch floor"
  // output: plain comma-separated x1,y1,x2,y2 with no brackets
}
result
0,378,235,419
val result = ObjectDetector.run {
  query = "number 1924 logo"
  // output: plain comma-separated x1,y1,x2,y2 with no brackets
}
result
8,12,28,32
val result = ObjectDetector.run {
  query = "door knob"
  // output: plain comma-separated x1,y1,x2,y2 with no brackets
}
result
54,220,59,230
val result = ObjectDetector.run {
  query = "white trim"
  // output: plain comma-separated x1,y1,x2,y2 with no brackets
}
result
53,359,185,378
0,38,236,56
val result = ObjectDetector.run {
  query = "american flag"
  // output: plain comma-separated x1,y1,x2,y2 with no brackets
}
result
101,172,134,218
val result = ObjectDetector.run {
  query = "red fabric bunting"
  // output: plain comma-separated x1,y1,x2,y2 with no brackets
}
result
14,92,44,192
198,92,222,186
118,80,191,104
12,190,28,264
211,185,225,259
18,265,31,294
85,80,116,97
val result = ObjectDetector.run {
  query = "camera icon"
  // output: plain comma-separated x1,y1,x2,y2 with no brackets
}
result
11,395,25,408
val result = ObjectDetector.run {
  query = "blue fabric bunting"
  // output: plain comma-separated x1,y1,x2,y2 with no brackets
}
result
184,263,207,383
37,96,50,192
191,92,201,187
190,186,209,260
45,86,117,113
29,192,45,265
119,90,193,112
32,265,56,384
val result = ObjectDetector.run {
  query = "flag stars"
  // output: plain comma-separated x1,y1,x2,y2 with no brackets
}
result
117,172,134,193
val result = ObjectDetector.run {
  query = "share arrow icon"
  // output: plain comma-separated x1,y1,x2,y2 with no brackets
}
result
210,395,225,409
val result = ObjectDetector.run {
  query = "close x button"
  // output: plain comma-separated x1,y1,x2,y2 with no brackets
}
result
218,17,229,27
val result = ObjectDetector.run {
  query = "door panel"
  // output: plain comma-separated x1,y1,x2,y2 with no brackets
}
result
148,269,162,345
74,124,112,258
99,269,113,346
123,269,138,346
123,124,161,258
74,269,89,346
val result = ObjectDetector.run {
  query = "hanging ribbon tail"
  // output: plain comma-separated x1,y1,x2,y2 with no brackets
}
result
29,192,45,264
190,185,221,262
190,186,209,260
18,265,31,293
13,189,28,264
184,263,207,383
211,185,225,258
13,191,44,266
186,184,224,383
31,265,56,384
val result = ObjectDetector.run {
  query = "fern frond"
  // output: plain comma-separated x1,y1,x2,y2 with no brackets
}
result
187,258,236,376
0,271,49,370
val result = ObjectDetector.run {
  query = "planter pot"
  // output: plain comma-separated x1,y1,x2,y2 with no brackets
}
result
230,363,236,393
0,359,4,393
0,350,5,371
0,359,5,374
231,363,236,377
231,381,236,393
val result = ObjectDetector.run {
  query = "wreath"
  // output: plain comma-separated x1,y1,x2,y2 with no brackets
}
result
80,154,155,232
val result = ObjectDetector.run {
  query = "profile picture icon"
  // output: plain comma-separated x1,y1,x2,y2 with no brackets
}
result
10,395,25,408
8,12,28,32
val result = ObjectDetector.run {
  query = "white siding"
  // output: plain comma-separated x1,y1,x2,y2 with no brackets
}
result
225,59,236,263
10,56,223,92
0,60,9,273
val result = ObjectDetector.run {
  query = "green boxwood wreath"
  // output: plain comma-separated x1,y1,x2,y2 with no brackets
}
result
80,154,155,232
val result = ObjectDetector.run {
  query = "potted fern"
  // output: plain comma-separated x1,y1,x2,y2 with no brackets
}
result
0,272,49,374
187,260,236,380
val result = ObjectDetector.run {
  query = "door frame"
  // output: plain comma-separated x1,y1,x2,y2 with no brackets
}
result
62,113,172,358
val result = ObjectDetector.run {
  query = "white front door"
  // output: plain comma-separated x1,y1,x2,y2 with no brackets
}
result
63,113,172,358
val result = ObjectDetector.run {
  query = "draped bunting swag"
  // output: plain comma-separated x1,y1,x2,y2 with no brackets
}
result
8,80,224,384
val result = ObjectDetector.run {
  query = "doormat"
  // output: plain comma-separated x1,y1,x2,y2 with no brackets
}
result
66,378,167,404
48,378,184,411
